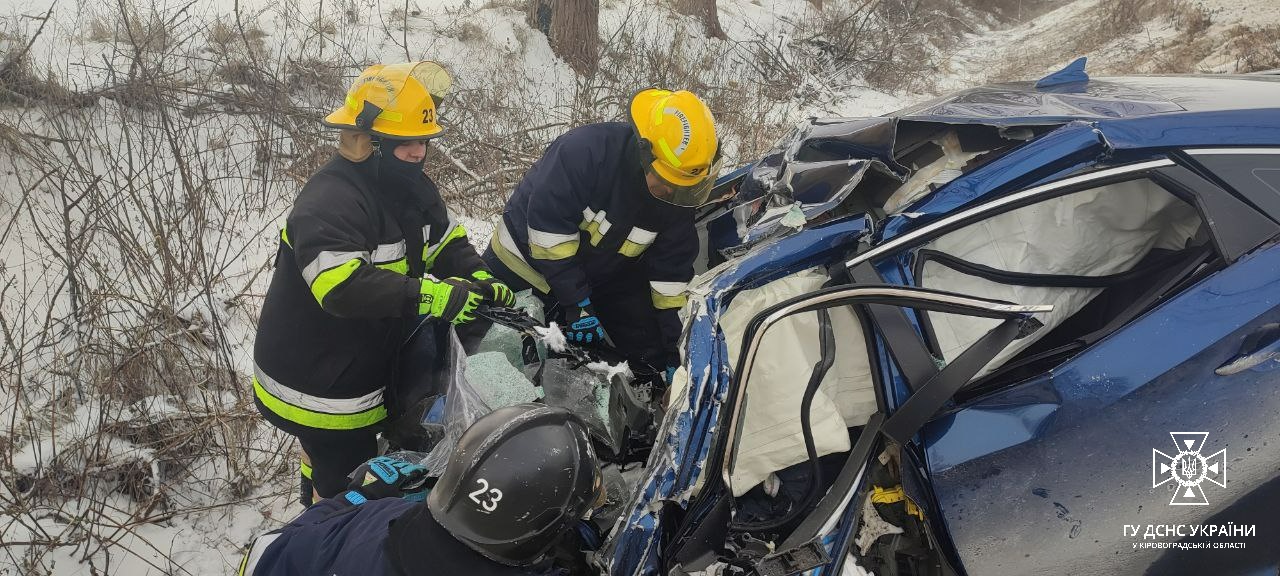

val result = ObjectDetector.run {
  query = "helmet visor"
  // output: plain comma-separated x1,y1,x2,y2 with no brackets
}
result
407,60,452,108
646,148,724,208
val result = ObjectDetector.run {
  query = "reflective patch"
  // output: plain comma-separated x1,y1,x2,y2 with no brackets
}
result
528,226,580,248
254,365,384,414
299,459,313,479
309,259,364,307
578,208,611,246
492,223,551,293
238,532,282,576
650,280,688,310
425,219,468,270
619,227,657,257
375,258,409,275
301,250,369,285
528,226,580,260
371,241,406,264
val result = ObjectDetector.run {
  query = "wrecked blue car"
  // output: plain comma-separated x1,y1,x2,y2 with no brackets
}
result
600,67,1280,575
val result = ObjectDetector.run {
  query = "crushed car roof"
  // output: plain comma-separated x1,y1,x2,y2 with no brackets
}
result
893,74,1280,125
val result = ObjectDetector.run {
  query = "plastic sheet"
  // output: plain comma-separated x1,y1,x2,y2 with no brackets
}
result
419,332,496,474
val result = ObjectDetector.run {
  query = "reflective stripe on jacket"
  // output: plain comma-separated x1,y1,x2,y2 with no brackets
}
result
490,123,697,358
253,155,485,430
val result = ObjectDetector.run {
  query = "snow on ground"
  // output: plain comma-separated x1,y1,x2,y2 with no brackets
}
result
940,0,1280,90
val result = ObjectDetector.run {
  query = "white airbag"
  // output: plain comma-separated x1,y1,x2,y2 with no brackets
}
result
719,268,877,496
921,179,1201,374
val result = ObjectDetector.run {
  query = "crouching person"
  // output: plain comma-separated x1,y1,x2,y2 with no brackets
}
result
238,404,605,576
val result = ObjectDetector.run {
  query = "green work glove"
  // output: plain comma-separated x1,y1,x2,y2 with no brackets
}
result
419,277,484,324
470,270,516,307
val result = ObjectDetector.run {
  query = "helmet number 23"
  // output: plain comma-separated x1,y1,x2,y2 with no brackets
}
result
468,478,503,512
422,108,435,124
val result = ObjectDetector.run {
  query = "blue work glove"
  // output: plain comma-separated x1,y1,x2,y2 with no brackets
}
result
565,298,608,345
343,456,429,505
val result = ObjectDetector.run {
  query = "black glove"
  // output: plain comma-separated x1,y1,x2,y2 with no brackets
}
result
343,456,429,505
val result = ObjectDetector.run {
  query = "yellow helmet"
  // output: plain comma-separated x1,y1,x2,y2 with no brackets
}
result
630,88,722,207
323,61,452,140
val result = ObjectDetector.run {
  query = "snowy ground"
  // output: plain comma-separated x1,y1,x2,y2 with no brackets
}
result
940,0,1280,90
2,0,1278,573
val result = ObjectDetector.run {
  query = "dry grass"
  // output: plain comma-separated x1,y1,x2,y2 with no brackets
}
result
1225,24,1280,72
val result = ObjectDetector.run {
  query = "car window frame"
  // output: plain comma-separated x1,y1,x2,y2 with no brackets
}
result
844,157,1279,395
661,284,1051,575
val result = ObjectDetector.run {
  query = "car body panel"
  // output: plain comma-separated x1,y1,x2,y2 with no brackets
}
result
895,75,1280,126
603,74,1280,575
604,217,870,576
921,242,1280,575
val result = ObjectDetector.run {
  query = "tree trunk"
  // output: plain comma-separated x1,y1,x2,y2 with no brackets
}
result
808,0,823,10
528,0,599,76
675,0,727,40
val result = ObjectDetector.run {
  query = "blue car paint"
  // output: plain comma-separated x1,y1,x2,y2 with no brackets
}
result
605,217,870,575
920,242,1280,574
1093,108,1280,150
602,75,1280,575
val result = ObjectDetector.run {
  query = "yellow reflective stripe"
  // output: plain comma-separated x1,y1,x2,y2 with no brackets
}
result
375,258,409,275
530,239,580,260
579,220,604,246
239,533,281,576
619,240,649,257
424,223,468,270
657,138,682,168
346,94,403,122
492,224,551,293
280,226,291,247
651,94,674,125
300,459,313,479
310,259,363,307
651,289,687,310
871,485,924,520
253,377,386,430
619,227,656,257
650,280,688,309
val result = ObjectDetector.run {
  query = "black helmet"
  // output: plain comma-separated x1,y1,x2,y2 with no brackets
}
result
428,404,602,566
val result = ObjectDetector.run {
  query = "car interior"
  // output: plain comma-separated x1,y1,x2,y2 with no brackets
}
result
699,167,1215,575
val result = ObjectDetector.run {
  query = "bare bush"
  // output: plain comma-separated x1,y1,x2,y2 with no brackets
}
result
744,0,954,96
1226,24,1280,72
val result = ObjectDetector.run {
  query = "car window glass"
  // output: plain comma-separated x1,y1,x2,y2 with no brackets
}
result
1187,150,1280,221
915,178,1204,377
717,267,874,497
1253,168,1280,197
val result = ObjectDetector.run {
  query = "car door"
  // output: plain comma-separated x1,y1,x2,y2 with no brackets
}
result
851,156,1280,575
661,284,1054,576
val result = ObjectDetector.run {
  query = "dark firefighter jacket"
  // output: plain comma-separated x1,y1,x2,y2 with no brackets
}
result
489,122,697,362
237,496,558,576
253,155,486,431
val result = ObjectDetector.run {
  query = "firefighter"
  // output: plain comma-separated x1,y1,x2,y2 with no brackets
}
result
483,89,720,378
238,404,604,576
252,62,516,506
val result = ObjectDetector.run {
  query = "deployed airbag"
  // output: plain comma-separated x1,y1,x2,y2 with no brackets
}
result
920,179,1202,374
718,268,877,496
